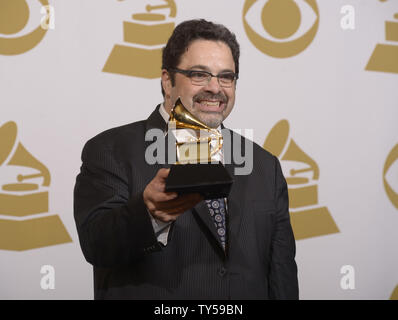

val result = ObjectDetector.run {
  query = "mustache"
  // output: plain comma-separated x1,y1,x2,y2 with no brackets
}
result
193,92,228,104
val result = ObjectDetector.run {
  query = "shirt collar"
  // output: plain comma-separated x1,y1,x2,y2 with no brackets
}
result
159,103,170,124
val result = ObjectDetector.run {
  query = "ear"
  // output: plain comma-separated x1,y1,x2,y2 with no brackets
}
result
161,69,172,98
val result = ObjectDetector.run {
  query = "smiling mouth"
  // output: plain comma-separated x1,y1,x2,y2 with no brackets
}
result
195,100,224,112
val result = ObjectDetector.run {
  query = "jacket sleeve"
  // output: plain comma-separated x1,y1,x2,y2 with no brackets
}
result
73,137,161,268
268,156,299,299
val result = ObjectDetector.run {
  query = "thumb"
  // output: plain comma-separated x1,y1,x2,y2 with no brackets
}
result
157,168,171,180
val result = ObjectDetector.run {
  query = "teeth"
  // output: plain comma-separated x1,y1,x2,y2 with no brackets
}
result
200,101,220,107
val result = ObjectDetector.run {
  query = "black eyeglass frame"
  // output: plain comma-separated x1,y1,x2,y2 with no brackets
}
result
169,68,239,87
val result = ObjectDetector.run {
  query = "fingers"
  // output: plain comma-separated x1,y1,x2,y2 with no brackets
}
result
156,193,202,210
144,168,176,200
157,168,170,181
150,168,178,199
143,168,204,222
154,191,178,202
151,193,203,222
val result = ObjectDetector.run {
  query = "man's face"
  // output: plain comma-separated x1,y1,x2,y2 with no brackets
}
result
162,40,236,128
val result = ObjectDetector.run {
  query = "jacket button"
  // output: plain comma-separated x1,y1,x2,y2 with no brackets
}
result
218,267,227,277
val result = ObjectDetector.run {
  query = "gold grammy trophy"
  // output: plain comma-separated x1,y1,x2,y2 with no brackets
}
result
165,98,233,199
0,121,72,251
169,98,223,164
103,0,177,79
264,120,339,240
366,12,398,74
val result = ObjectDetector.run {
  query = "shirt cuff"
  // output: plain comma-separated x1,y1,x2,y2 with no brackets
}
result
148,210,172,246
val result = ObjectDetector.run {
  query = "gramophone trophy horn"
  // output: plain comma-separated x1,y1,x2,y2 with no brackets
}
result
0,121,72,251
264,119,339,240
0,121,50,191
165,98,233,199
170,100,213,129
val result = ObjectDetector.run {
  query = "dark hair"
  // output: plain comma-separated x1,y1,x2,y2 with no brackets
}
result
161,19,240,96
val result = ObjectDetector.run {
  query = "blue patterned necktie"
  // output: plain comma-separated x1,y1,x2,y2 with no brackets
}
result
205,198,227,250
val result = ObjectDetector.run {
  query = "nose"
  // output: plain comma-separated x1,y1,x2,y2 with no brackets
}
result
203,75,222,93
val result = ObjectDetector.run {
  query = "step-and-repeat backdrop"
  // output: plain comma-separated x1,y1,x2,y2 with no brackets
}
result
1,0,397,299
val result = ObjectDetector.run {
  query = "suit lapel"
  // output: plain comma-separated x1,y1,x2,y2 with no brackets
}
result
225,162,245,251
144,105,170,177
225,129,246,250
145,104,168,132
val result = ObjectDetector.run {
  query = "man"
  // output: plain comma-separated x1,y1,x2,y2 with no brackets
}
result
74,19,298,299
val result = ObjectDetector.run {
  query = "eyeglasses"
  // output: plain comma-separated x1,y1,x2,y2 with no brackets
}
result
170,68,238,88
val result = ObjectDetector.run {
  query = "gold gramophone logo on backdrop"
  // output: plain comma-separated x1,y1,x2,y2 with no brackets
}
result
366,8,398,74
383,144,398,209
263,120,339,240
0,0,51,55
391,285,398,300
242,0,319,58
103,0,177,79
0,121,72,251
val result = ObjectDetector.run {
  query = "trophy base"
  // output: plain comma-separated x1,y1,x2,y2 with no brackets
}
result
289,206,339,240
103,44,162,79
123,21,174,45
165,163,233,200
0,191,48,217
0,214,72,251
366,44,398,74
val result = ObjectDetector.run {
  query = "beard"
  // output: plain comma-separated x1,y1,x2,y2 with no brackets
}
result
189,91,229,128
192,111,224,128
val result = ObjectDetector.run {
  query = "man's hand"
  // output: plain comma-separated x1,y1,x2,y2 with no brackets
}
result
143,168,203,223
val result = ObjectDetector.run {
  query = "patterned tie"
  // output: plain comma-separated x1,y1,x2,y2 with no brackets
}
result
205,198,227,250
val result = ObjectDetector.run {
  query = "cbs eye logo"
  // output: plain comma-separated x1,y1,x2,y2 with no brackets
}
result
0,0,52,55
242,0,319,58
384,144,398,210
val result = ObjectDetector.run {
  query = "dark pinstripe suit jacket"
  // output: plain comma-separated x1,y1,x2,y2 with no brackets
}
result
73,105,299,300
